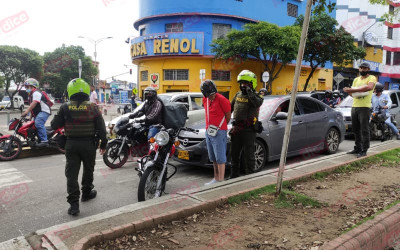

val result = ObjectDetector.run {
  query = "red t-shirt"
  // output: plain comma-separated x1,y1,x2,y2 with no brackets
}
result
203,93,231,130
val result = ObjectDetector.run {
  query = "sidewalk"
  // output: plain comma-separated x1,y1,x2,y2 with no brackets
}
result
1,140,399,249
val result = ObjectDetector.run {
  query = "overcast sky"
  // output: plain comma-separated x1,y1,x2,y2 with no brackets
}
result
0,0,140,83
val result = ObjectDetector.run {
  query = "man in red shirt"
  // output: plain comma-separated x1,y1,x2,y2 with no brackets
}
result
200,80,231,185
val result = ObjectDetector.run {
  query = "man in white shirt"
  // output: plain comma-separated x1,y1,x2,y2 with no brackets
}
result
90,86,99,104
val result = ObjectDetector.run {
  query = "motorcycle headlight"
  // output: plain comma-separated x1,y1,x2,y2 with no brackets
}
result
154,131,169,146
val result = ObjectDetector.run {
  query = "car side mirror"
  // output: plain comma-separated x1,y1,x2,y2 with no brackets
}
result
274,112,288,120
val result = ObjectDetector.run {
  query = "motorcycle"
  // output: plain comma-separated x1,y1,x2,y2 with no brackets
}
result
136,124,198,202
0,116,66,161
370,107,396,142
103,117,150,169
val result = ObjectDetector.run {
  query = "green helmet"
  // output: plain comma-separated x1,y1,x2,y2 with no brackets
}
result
237,70,257,89
67,78,90,98
24,78,39,88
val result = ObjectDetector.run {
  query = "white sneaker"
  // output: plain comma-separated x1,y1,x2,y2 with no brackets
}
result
204,179,217,186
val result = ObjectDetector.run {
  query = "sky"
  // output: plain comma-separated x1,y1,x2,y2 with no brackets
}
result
0,0,140,83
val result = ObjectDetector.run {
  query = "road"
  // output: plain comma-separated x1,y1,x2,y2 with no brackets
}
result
0,133,385,242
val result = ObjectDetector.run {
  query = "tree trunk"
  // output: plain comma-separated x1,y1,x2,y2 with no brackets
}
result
302,67,317,92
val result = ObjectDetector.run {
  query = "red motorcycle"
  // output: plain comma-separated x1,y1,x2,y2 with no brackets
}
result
0,116,66,161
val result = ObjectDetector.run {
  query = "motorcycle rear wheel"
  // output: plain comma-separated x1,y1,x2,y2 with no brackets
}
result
138,166,164,202
103,141,129,169
0,136,22,161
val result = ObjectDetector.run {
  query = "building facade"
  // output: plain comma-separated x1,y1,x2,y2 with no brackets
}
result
131,0,335,99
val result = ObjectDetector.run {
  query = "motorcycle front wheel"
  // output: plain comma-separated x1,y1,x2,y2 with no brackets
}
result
137,165,164,202
0,136,22,161
103,141,129,169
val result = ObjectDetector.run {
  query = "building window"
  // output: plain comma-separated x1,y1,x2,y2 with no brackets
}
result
386,51,392,65
287,3,298,17
163,69,189,80
212,24,232,40
394,52,400,65
388,27,393,39
141,71,148,81
140,28,146,36
389,5,394,15
212,70,231,81
165,23,183,32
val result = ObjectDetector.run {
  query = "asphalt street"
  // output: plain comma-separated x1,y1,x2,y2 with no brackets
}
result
0,135,384,243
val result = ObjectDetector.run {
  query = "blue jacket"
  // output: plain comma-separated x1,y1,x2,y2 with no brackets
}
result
372,93,391,117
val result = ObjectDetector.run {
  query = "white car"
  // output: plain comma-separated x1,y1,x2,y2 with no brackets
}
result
106,92,205,136
0,95,25,111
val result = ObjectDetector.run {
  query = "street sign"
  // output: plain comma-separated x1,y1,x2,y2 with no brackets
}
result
262,71,270,83
333,73,344,84
120,90,129,104
199,69,205,80
150,73,160,90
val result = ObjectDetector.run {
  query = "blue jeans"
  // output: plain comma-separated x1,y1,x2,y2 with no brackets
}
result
385,117,399,134
205,129,227,164
148,126,160,139
35,112,50,142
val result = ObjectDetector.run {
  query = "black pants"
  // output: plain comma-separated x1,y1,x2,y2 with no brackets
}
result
351,107,371,152
230,127,256,177
65,139,96,204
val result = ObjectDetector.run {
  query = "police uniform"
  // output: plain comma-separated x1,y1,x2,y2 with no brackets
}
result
230,89,263,177
51,100,107,206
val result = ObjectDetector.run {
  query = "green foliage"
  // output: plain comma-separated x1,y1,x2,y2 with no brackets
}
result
0,45,43,108
211,21,301,92
0,75,5,88
294,13,366,91
42,44,98,97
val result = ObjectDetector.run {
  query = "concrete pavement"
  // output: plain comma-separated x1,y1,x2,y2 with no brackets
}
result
1,140,399,249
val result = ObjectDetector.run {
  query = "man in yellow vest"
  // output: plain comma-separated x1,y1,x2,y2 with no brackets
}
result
343,62,376,158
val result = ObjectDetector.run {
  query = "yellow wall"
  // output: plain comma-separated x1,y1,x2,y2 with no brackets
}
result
364,47,383,62
135,57,333,100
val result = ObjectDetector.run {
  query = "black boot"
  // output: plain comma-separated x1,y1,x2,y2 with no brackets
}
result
81,190,97,202
68,202,80,216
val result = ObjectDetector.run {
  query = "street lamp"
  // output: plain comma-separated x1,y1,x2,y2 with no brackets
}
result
361,18,385,47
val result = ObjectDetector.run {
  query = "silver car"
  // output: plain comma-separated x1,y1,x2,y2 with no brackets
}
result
175,95,345,171
335,90,400,136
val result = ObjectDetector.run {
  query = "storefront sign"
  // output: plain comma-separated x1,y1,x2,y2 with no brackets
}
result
354,59,382,72
150,73,160,90
131,32,204,59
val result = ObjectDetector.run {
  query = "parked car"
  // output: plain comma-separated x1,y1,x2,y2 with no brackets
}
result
105,92,205,136
335,90,400,136
0,95,25,111
175,95,345,171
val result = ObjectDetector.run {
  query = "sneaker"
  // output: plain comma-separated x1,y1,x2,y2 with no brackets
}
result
204,179,217,186
68,202,80,216
81,190,97,201
36,142,49,148
346,149,360,154
357,151,367,158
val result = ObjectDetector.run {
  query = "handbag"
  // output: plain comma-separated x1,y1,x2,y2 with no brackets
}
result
206,98,225,137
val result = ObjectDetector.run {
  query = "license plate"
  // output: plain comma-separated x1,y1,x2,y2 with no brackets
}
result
177,150,189,160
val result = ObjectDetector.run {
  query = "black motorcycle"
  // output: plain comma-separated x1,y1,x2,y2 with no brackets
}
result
103,117,149,169
136,124,198,202
370,107,396,142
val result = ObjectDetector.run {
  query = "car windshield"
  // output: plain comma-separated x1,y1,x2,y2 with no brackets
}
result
158,95,172,104
339,96,353,108
2,96,10,102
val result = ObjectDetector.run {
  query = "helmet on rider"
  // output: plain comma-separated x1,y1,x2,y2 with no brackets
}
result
143,87,157,103
237,70,257,90
325,90,332,98
375,82,384,93
24,78,39,88
333,90,340,98
259,88,268,96
200,80,217,98
67,78,90,99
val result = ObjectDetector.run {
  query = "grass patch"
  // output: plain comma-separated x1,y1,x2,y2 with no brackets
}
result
227,184,275,205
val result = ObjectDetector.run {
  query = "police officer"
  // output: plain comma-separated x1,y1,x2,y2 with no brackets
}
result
51,78,108,216
230,70,264,178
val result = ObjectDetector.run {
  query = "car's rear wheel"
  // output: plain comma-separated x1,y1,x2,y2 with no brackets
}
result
240,139,267,173
324,128,340,154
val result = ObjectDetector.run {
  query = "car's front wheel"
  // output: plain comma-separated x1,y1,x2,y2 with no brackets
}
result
240,139,267,173
324,128,340,154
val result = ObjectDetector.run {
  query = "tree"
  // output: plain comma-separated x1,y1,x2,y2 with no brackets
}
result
211,22,301,92
294,13,366,91
0,45,43,109
42,45,98,97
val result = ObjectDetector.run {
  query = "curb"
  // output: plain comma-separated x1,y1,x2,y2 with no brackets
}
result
321,204,400,250
73,145,400,250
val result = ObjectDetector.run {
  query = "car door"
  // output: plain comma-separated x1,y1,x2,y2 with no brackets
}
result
297,97,329,148
391,92,400,126
267,99,306,158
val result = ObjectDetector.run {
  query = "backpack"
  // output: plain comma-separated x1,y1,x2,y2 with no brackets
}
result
162,102,188,130
41,91,54,107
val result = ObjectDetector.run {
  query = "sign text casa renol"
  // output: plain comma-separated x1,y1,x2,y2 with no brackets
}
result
131,32,204,58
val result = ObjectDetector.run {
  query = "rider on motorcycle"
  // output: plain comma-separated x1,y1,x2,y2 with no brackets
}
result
259,88,268,96
322,90,336,108
129,87,163,139
372,83,400,140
